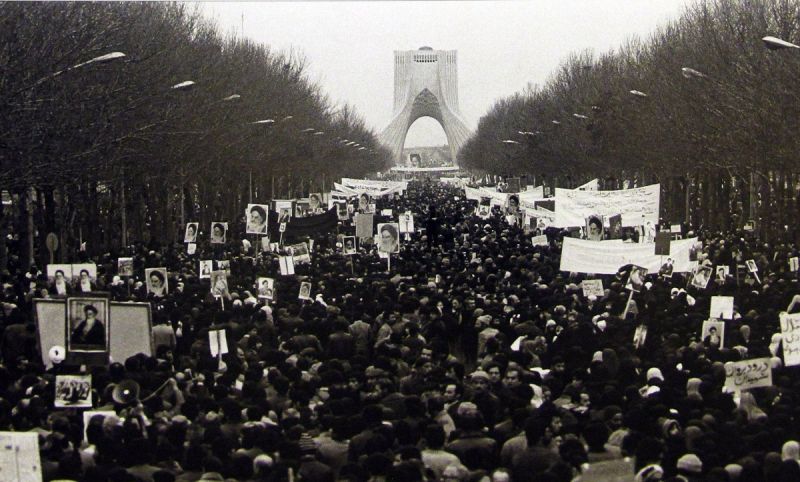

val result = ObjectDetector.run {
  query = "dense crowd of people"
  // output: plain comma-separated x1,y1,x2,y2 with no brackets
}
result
1,180,800,482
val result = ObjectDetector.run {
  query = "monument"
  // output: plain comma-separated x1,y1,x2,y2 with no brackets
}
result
379,47,472,165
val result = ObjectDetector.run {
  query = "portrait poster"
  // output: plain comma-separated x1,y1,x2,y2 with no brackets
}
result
187,243,196,255
377,223,400,254
308,193,324,213
210,271,229,298
256,277,275,301
581,279,604,298
67,297,109,353
745,259,758,273
585,214,604,241
261,236,271,253
724,358,772,392
710,296,734,320
357,192,372,213
145,267,168,297
54,374,93,408
279,256,295,276
199,260,213,279
294,201,310,218
184,222,199,243
342,236,357,255
286,242,311,264
335,201,349,221
716,265,730,281
47,264,73,295
298,281,312,300
701,320,725,349
245,204,269,234
274,200,294,222
115,258,133,278
399,213,415,234
216,259,231,275
607,214,623,240
690,265,713,289
210,222,228,244
625,266,647,292
72,263,97,293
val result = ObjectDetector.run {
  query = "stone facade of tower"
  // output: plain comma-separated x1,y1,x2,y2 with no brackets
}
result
379,47,472,165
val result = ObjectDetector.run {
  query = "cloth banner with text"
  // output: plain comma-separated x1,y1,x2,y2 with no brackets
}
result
560,237,698,274
554,184,660,227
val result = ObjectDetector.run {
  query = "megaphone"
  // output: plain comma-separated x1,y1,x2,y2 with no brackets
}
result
112,380,140,405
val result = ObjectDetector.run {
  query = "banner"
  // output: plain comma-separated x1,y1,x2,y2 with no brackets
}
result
389,166,460,172
780,313,800,367
724,358,772,391
559,237,698,274
0,432,42,481
340,178,407,195
440,177,470,187
581,279,604,297
710,296,734,320
266,207,338,239
575,179,599,191
554,184,660,227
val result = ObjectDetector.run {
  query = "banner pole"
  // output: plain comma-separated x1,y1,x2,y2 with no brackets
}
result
621,290,634,320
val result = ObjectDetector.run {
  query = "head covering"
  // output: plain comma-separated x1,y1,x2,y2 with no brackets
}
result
635,464,664,482
677,453,702,474
782,441,800,462
646,367,664,382
470,370,490,381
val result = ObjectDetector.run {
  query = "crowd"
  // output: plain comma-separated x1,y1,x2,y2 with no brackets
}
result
1,180,800,482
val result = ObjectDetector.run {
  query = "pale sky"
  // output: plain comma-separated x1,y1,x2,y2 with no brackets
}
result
199,1,691,147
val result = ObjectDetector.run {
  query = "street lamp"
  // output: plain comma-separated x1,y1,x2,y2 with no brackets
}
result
13,51,127,97
551,120,561,125
171,80,196,91
501,139,520,145
222,94,241,101
681,67,707,79
629,90,648,98
301,127,315,133
762,36,800,50
250,119,275,125
573,113,589,119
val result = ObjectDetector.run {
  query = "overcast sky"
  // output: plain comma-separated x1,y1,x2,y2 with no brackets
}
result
200,1,691,147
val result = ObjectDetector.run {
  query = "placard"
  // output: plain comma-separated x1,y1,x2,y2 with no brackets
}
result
286,243,311,264
780,313,800,367
199,260,213,279
0,432,42,482
210,271,229,298
117,258,134,277
689,265,712,289
399,213,415,234
789,257,799,272
531,235,548,247
298,281,312,300
559,237,699,274
144,268,168,297
377,223,400,254
54,374,93,408
279,256,295,276
581,279,604,298
701,319,725,349
256,277,275,301
625,266,647,292
210,222,228,244
245,204,269,234
342,236,357,255
209,329,229,357
355,213,374,241
724,358,772,392
709,296,734,320
72,263,97,293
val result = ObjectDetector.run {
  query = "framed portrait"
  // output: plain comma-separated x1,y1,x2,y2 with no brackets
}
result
308,193,323,213
184,222,199,243
47,264,73,295
298,281,312,300
117,257,134,277
659,258,674,278
342,236,357,255
357,193,372,212
256,277,275,301
377,223,400,254
716,265,730,281
54,374,93,408
145,268,168,297
625,266,648,292
72,263,97,293
286,242,311,264
210,222,228,244
690,265,713,290
210,270,229,298
67,296,109,353
701,320,725,349
745,259,758,273
216,259,231,275
245,204,269,234
294,201,311,218
199,260,213,279
585,214,604,241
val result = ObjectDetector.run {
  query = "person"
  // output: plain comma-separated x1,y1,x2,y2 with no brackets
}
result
184,223,198,243
247,206,267,234
148,269,167,297
587,215,604,241
78,269,93,293
51,269,69,296
71,304,106,349
703,325,721,349
211,223,226,244
379,224,399,254
309,193,322,213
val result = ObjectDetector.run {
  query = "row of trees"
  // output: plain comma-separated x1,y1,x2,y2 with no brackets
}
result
459,0,800,240
0,2,391,268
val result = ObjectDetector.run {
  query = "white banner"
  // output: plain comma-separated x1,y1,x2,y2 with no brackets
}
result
724,358,772,392
389,166,460,172
341,178,407,193
554,184,660,227
576,179,599,191
0,432,42,481
780,313,800,367
559,237,698,275
522,185,544,198
440,177,470,187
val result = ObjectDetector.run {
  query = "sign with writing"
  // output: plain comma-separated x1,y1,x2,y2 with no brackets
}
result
554,184,660,227
780,313,800,367
581,279,604,298
560,237,699,275
209,329,229,357
724,358,772,392
0,432,42,482
531,235,549,247
710,296,734,320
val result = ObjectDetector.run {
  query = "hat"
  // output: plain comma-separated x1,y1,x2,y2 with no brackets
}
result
635,464,664,482
646,367,664,382
470,370,490,381
677,453,702,474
